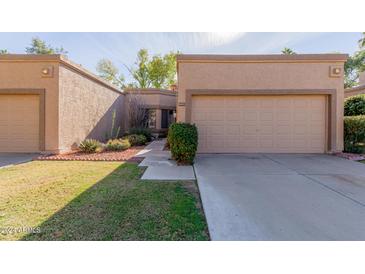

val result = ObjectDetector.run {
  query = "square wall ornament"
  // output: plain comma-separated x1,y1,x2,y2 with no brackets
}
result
329,66,342,78
41,66,54,78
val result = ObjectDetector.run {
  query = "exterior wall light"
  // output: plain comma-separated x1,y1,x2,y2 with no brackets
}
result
329,66,342,78
41,66,54,78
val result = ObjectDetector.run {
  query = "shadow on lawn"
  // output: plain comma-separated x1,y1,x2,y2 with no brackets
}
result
22,163,209,241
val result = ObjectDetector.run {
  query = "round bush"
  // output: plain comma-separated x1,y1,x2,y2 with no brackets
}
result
129,128,152,142
105,139,131,151
79,139,102,153
344,95,365,116
123,134,147,146
168,123,198,165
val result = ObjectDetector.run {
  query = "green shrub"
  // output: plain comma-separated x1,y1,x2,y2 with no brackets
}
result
123,134,147,146
168,123,198,165
105,139,131,151
344,115,365,153
129,128,152,142
344,95,365,116
79,139,102,153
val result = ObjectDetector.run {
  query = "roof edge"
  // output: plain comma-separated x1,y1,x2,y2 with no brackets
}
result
177,54,349,63
345,84,365,93
124,88,177,96
0,54,123,94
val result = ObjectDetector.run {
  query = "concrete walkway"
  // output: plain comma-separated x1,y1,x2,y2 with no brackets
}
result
137,140,195,180
0,153,38,169
194,154,365,240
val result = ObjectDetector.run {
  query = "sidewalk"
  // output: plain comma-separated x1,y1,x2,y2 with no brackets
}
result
137,139,195,180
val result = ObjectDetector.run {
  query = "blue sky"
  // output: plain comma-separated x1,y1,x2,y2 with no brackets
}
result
0,32,362,81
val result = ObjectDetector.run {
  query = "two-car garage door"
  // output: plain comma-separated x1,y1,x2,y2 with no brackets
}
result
0,94,40,152
191,95,326,153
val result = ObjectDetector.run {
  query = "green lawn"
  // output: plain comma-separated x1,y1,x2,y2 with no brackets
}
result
0,161,209,241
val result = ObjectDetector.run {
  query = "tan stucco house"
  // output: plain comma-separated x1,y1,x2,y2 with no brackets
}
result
0,54,176,153
176,54,348,154
1,53,348,155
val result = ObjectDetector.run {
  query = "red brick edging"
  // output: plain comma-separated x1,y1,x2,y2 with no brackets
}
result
36,147,144,162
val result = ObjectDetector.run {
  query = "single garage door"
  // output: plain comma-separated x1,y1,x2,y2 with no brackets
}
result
0,94,40,152
191,95,326,153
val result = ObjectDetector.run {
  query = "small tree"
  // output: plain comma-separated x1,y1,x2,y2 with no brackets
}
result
127,95,148,129
0,49,9,54
25,37,68,55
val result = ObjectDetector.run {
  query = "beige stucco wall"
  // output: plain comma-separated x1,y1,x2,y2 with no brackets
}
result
0,58,60,152
0,55,126,153
177,54,347,152
58,64,125,152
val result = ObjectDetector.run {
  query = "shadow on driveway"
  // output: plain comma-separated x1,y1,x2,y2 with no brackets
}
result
0,153,38,168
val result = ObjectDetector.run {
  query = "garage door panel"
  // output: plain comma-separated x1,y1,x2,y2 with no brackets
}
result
192,95,326,153
243,111,258,122
225,125,240,135
260,112,273,121
207,125,223,135
225,98,241,108
207,135,225,148
191,110,206,121
0,94,40,152
225,111,240,121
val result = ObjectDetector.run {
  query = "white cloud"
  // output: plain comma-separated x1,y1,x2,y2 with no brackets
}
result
186,32,246,49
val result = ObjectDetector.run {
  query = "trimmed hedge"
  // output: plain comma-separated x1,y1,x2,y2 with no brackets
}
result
129,128,152,142
344,115,365,153
344,95,365,116
168,123,198,165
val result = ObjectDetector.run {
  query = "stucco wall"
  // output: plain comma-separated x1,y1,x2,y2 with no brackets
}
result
0,59,60,152
58,64,125,152
177,55,346,152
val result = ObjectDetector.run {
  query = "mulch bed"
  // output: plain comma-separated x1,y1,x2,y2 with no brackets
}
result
333,152,365,161
36,146,145,162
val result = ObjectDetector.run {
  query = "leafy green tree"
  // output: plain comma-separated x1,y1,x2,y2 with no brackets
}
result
25,37,68,54
0,49,9,54
359,32,365,49
127,49,151,88
281,47,296,55
345,50,365,88
96,59,126,88
344,34,365,88
127,49,177,89
148,52,177,89
98,49,177,89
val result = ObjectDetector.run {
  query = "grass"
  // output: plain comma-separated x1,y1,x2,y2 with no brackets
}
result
0,161,209,241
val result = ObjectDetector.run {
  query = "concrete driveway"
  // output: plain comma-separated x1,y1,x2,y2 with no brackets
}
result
0,153,38,168
194,154,365,240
